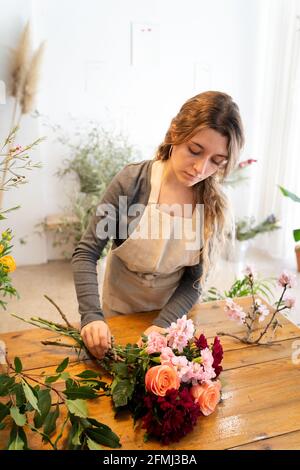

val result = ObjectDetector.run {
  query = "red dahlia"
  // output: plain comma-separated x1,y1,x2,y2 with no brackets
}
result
142,388,200,444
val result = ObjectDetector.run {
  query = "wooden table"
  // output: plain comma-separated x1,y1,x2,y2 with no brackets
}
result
1,296,300,450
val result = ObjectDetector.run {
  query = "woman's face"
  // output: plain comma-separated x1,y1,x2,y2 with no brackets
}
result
168,128,229,187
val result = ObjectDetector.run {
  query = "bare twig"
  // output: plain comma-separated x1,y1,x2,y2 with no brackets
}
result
44,294,75,329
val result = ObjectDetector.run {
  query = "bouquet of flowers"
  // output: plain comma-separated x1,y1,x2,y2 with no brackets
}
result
1,304,223,449
103,315,224,444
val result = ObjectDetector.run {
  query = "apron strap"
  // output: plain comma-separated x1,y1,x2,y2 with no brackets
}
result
148,160,165,204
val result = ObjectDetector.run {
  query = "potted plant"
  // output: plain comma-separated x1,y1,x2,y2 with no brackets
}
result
278,186,300,272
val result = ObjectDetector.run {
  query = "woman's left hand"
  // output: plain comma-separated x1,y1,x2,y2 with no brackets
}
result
137,325,167,348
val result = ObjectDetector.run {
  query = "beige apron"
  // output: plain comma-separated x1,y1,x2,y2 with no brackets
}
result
101,159,201,316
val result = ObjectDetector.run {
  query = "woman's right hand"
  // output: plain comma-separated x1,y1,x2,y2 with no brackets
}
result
81,320,112,359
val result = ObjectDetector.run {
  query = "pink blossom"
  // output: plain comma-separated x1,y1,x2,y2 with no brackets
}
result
278,271,297,289
224,298,246,324
146,331,168,354
284,297,296,309
166,315,195,352
238,158,257,168
244,264,256,278
160,347,176,364
257,302,270,323
170,355,190,381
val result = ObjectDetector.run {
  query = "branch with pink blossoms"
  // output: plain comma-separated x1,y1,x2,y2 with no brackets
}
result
217,266,297,345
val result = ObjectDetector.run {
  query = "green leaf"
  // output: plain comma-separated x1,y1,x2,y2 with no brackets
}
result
75,370,100,379
293,229,300,242
86,426,121,449
86,437,103,450
34,389,52,429
0,402,10,424
0,375,15,396
56,357,69,373
43,405,59,441
11,383,26,408
63,386,98,400
66,399,88,418
112,362,128,379
10,407,26,426
0,422,6,430
7,425,27,450
60,372,70,380
112,379,135,407
14,357,22,373
21,379,40,413
278,185,300,203
45,374,61,384
71,421,84,446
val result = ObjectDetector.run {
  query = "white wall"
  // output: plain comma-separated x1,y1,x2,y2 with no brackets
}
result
0,0,261,265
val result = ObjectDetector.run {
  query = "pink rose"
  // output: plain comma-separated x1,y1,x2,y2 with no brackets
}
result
145,365,180,397
191,380,221,416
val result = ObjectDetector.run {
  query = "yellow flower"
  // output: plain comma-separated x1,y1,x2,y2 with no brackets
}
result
1,231,12,241
0,255,17,273
0,244,4,255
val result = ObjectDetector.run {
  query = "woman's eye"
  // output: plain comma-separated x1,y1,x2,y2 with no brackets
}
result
188,147,200,155
213,160,226,167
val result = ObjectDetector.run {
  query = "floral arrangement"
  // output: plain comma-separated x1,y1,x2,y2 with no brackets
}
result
1,311,224,449
217,266,297,345
105,315,224,444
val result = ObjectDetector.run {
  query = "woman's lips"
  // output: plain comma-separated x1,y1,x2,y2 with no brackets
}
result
184,171,198,181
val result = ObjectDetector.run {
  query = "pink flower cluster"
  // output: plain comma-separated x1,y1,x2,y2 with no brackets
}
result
146,315,195,354
144,314,223,401
224,298,246,323
223,268,297,326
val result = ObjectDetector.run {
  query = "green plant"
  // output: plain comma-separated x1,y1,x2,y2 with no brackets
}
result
0,355,120,450
202,270,276,303
235,214,281,241
278,186,300,243
45,122,141,256
0,128,44,310
0,230,19,309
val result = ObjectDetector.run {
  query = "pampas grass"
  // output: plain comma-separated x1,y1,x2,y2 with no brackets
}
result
0,21,45,210
20,41,46,114
10,21,31,100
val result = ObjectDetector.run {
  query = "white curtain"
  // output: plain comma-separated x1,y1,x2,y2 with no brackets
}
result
249,0,300,263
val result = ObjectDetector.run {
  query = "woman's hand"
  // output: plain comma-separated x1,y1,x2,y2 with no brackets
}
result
137,325,167,348
81,320,111,359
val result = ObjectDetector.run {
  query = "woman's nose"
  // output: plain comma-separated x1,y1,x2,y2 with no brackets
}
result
193,157,210,176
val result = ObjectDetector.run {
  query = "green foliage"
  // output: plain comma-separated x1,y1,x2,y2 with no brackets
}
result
0,355,121,450
0,229,19,310
235,214,281,241
202,273,276,303
278,186,300,242
48,122,141,256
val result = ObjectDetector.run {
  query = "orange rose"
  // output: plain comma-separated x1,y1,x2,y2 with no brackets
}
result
145,365,180,397
0,255,17,273
191,380,221,416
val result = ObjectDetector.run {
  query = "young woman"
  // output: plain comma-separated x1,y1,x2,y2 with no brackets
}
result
71,90,245,359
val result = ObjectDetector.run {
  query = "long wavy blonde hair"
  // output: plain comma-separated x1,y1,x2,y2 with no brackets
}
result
154,91,245,292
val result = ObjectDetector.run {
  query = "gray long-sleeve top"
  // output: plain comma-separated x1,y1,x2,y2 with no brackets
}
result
71,158,203,329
